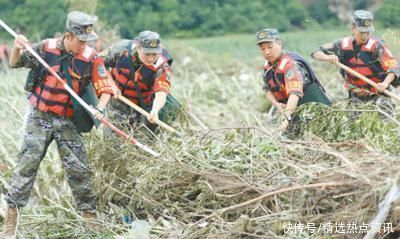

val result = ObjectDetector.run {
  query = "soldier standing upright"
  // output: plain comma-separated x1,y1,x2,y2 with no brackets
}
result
2,11,113,237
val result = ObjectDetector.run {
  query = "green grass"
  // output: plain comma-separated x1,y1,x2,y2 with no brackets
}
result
166,29,349,66
166,28,400,62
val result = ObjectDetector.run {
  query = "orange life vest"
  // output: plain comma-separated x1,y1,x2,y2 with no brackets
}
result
111,40,172,106
264,57,289,103
29,39,96,117
264,52,327,104
339,37,386,95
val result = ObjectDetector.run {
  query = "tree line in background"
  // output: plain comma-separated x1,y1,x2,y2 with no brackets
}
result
0,0,396,40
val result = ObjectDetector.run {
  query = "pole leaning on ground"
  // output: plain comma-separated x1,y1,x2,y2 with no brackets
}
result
0,19,160,157
336,62,400,103
117,95,182,137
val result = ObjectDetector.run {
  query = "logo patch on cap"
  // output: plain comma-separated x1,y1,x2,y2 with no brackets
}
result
258,32,266,39
86,26,93,33
150,40,158,47
364,20,371,27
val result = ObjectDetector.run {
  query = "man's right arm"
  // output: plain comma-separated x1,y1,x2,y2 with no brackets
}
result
263,70,285,112
265,91,285,113
9,35,28,67
10,35,43,69
311,41,341,64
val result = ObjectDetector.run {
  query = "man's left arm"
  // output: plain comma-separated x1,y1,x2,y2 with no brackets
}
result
376,44,399,92
91,57,113,113
280,63,303,131
147,65,171,123
284,63,304,115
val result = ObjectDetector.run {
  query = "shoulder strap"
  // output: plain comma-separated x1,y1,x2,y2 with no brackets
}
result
62,56,100,131
61,56,76,103
60,56,76,117
128,41,146,108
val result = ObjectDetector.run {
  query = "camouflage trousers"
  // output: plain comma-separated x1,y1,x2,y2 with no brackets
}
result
5,107,97,212
104,98,143,140
348,93,396,115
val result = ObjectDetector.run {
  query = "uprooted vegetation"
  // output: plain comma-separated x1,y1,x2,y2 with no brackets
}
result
13,115,400,238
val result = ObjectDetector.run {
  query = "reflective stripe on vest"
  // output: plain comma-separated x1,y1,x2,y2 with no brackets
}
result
339,37,385,94
264,52,326,103
29,39,95,117
112,45,170,105
264,54,291,103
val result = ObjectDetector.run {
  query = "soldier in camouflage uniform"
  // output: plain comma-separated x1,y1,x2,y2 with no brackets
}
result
257,28,331,132
2,11,113,237
312,10,400,112
101,31,180,138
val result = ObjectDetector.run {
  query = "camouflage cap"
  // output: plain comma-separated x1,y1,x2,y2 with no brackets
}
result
256,28,280,45
135,31,162,54
352,10,374,32
65,11,98,42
